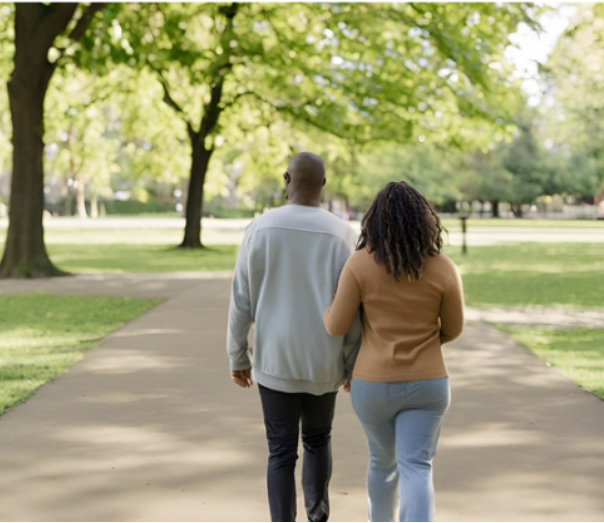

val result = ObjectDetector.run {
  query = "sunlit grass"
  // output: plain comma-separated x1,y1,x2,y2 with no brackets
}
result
445,243,604,309
440,218,604,231
0,222,239,273
500,326,604,400
0,294,161,415
47,244,238,273
2,222,603,307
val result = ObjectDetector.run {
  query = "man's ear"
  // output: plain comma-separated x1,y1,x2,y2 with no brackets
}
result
322,177,326,187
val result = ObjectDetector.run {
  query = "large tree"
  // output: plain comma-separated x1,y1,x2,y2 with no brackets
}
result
2,2,536,272
88,2,534,248
0,3,106,278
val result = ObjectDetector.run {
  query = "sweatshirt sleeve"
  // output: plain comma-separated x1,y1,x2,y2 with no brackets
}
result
226,228,254,370
439,262,465,345
323,261,362,336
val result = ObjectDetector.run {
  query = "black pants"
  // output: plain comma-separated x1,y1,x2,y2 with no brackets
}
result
258,384,337,522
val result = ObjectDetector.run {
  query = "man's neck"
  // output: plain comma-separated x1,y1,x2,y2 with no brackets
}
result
288,195,321,207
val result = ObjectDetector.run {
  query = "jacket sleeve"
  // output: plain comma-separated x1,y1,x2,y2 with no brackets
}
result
440,263,465,345
323,261,362,336
342,312,362,380
227,229,253,370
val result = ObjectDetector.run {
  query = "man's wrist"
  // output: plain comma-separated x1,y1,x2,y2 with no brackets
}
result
230,363,252,372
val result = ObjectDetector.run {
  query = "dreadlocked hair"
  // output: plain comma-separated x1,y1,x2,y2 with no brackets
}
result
357,181,443,282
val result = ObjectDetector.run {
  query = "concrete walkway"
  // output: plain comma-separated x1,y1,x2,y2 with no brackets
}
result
465,305,604,328
0,276,603,522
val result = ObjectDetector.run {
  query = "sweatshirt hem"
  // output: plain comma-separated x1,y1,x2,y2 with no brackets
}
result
253,369,343,396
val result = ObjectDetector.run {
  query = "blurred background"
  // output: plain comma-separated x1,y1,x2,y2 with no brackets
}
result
1,3,603,230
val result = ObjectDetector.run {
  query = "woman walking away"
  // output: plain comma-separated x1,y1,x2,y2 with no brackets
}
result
324,181,464,522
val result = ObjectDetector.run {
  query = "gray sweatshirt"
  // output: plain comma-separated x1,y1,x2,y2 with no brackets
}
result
227,204,361,395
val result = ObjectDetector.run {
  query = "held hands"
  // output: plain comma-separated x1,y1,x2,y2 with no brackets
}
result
343,380,351,393
231,369,253,388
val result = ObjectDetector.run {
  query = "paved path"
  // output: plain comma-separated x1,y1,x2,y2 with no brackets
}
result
466,306,604,328
0,276,603,521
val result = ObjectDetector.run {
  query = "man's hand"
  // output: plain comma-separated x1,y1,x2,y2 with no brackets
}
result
231,369,253,388
343,380,351,393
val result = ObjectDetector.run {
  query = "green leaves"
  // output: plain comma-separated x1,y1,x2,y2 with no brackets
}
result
539,4,604,198
4,2,546,223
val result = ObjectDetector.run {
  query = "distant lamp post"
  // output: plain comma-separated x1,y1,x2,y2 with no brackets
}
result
459,214,469,255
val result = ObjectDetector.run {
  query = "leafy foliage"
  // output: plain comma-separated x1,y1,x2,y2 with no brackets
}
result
538,4,604,199
73,3,536,219
0,4,14,184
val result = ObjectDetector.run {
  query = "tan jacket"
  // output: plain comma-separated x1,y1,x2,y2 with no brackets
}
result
324,249,464,382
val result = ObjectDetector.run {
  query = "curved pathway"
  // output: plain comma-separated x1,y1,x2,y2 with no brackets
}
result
0,275,603,521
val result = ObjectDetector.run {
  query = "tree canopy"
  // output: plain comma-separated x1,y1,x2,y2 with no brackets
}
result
2,3,604,277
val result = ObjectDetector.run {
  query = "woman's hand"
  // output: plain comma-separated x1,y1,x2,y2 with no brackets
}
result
343,380,351,393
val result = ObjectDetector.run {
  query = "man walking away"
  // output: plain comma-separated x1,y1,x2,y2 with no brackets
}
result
227,152,360,522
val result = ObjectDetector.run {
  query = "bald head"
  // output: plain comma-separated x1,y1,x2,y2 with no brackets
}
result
285,152,326,205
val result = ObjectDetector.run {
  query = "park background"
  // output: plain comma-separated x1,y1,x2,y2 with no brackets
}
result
0,3,603,521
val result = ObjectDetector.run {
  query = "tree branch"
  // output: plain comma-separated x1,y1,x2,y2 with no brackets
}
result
245,90,414,145
33,3,78,55
150,64,196,139
51,3,107,71
196,3,240,142
244,91,352,141
68,2,107,43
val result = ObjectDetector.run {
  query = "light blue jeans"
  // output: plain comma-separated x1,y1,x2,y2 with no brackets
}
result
351,378,450,522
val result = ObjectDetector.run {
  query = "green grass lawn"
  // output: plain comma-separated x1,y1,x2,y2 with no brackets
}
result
0,226,223,246
445,242,604,309
2,222,603,306
0,294,160,415
444,242,604,400
0,225,239,273
48,244,238,273
500,326,604,400
440,218,604,231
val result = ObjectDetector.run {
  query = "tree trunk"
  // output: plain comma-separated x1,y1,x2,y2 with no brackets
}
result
0,27,64,277
491,200,500,218
164,4,238,249
180,138,213,249
0,3,104,278
177,79,227,249
64,182,73,216
75,175,87,218
90,194,99,218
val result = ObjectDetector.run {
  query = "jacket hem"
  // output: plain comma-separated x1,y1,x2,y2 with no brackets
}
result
351,370,449,383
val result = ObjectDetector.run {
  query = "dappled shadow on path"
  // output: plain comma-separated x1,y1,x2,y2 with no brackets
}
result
0,279,603,521
436,325,604,522
0,272,232,300
0,279,268,522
